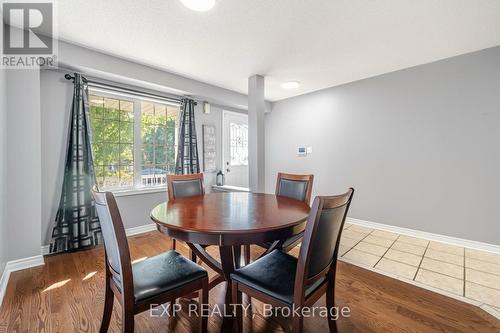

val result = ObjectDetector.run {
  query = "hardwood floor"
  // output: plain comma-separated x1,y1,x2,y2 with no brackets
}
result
1,231,499,333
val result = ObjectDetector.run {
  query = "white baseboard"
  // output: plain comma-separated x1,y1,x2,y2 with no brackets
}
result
0,265,10,308
125,223,157,236
40,223,158,255
5,255,45,272
0,255,44,307
347,217,500,255
10,223,158,306
39,218,500,256
5,219,499,309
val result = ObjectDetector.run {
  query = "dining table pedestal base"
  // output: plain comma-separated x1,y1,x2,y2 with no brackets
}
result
151,192,310,333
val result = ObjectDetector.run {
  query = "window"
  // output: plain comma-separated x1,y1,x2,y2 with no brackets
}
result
229,122,248,166
89,92,179,191
140,102,178,186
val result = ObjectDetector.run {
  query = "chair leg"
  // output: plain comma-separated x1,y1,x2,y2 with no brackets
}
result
243,245,251,265
291,315,303,333
326,280,339,333
190,248,197,263
99,279,114,333
121,305,134,333
171,238,177,250
233,246,242,269
198,278,209,333
232,281,243,333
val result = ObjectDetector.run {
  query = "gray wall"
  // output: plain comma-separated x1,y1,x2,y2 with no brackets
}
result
40,70,227,245
266,46,500,245
0,69,8,273
5,69,43,260
4,39,248,258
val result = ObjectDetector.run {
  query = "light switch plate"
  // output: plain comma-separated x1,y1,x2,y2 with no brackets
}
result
297,146,307,156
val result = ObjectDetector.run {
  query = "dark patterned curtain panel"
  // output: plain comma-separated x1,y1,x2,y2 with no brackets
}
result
175,98,200,174
50,73,102,253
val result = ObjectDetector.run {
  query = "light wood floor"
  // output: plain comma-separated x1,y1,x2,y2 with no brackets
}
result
1,231,499,333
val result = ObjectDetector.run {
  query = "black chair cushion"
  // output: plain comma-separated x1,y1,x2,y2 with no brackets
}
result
132,250,207,302
172,179,203,199
278,179,308,202
230,250,324,304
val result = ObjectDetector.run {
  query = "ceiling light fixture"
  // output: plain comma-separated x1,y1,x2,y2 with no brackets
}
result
281,81,300,89
180,0,216,11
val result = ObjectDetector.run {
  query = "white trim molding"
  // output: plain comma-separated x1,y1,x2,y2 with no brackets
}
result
112,186,167,197
39,219,500,256
125,223,157,236
0,255,44,307
5,255,44,272
0,265,9,308
347,217,500,255
480,304,500,321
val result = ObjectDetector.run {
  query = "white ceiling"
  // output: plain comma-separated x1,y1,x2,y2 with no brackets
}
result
56,0,500,101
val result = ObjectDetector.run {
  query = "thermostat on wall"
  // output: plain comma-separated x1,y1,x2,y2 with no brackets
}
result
297,146,307,156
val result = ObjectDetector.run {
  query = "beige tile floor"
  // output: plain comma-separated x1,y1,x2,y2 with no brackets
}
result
339,223,500,317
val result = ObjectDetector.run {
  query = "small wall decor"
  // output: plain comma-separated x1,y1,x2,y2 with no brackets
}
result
202,124,217,172
203,101,211,114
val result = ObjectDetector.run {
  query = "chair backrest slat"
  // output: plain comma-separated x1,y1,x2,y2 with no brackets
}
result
92,188,133,291
294,188,354,301
275,172,314,205
167,173,205,201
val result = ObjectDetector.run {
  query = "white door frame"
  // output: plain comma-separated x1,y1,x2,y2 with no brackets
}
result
222,110,247,165
222,110,249,187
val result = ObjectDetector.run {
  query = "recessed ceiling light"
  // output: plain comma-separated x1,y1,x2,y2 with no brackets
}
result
281,81,300,89
180,0,216,11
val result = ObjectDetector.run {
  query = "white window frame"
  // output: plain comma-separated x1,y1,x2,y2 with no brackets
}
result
89,88,180,195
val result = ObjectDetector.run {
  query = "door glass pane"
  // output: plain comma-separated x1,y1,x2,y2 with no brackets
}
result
229,122,248,166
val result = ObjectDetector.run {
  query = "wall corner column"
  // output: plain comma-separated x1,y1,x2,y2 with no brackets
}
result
248,75,265,192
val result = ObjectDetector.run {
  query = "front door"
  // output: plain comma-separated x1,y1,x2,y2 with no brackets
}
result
222,111,249,188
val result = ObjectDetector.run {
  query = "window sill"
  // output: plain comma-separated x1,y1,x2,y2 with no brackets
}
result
111,187,167,197
211,185,250,192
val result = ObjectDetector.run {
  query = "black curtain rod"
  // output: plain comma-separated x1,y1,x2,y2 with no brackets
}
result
64,74,197,105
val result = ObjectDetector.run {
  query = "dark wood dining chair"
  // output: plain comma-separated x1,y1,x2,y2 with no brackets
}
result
92,188,209,333
232,188,354,333
272,172,314,250
166,173,205,256
244,172,314,263
275,172,314,206
167,173,206,201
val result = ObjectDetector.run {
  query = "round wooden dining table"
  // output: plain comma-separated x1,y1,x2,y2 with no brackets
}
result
150,191,310,332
